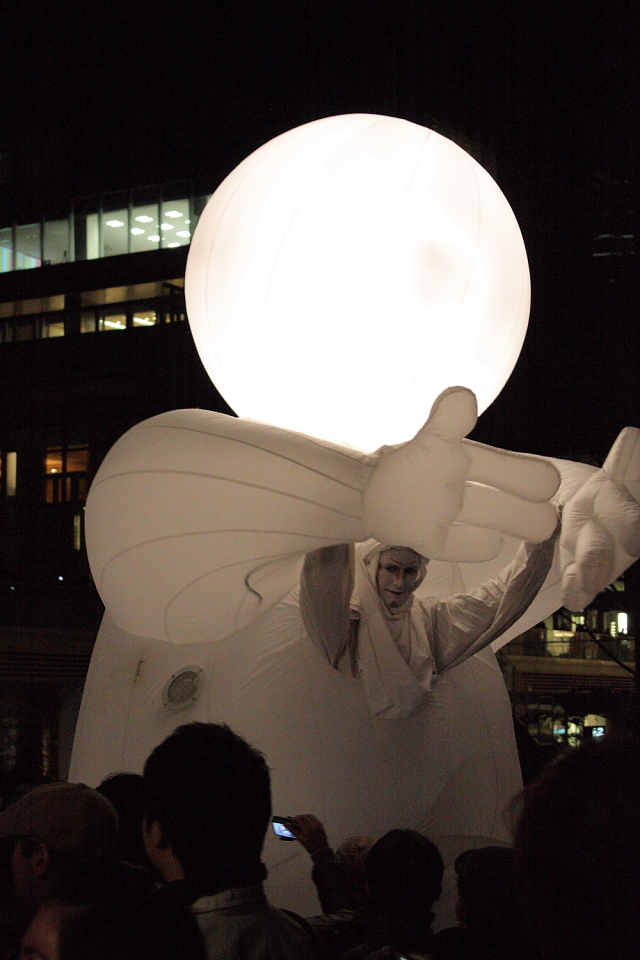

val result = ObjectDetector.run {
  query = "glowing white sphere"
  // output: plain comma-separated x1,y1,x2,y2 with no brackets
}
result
186,114,530,452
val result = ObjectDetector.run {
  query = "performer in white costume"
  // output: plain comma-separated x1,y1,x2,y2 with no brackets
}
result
70,115,640,922
300,533,557,720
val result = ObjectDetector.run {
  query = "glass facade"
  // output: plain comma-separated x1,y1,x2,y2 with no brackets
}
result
0,282,185,343
0,184,210,274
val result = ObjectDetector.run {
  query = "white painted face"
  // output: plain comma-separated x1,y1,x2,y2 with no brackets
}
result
376,547,426,610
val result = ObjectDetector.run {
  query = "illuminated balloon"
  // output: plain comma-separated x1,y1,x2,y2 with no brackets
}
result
186,114,530,451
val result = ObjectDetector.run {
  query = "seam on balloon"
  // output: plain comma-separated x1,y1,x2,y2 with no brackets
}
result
159,550,305,639
91,434,365,494
135,419,367,480
401,127,431,201
97,531,361,600
198,134,280,407
258,116,393,335
89,470,363,519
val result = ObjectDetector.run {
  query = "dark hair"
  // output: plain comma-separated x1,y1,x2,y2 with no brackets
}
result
454,846,519,960
37,858,205,960
143,723,271,881
97,773,148,868
365,829,443,954
455,845,514,925
512,735,640,960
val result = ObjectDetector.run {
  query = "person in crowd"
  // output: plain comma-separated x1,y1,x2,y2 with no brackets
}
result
97,773,149,869
290,814,376,916
141,722,317,960
289,814,376,956
340,829,443,960
433,846,519,960
0,783,119,960
18,857,156,960
512,735,640,960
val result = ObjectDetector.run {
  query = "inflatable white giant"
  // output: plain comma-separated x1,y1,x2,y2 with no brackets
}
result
71,115,640,921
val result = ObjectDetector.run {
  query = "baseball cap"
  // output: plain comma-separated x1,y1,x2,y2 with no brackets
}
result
0,782,118,858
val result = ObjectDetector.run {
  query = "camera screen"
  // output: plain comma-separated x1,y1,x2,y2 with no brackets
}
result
272,819,296,840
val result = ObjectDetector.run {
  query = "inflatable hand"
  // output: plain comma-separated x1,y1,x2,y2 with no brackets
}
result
560,427,640,611
362,387,560,562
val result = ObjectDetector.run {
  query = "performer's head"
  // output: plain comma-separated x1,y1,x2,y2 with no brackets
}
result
376,547,428,610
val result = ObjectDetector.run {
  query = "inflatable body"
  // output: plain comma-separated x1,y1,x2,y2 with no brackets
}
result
70,583,525,919
71,115,640,923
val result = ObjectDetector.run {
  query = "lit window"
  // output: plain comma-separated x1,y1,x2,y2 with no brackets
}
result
6,452,16,497
81,310,96,333
73,512,83,551
99,311,127,331
133,310,157,327
41,316,65,338
618,612,628,635
161,199,191,248
0,227,13,272
131,204,159,253
45,443,90,503
101,209,128,257
15,224,41,270
43,220,70,265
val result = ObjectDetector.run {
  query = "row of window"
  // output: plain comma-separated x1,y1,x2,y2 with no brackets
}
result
0,185,211,272
1,445,88,505
0,296,186,343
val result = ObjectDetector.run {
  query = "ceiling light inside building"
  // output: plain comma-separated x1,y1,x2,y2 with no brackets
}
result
135,215,154,223
176,231,191,238
160,223,173,231
131,228,145,235
164,210,183,218
148,235,160,242
167,242,180,248
105,220,124,228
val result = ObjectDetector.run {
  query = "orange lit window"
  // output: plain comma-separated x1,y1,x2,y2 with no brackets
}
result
45,443,90,503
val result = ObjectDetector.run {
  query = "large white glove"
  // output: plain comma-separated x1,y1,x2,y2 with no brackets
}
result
362,386,560,562
560,427,640,611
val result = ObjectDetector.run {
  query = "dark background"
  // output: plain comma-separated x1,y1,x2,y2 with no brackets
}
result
2,0,638,459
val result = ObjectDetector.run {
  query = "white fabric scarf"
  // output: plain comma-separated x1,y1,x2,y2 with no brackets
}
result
350,540,436,718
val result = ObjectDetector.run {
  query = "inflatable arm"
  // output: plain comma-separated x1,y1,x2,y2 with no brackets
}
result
558,426,640,611
86,388,559,644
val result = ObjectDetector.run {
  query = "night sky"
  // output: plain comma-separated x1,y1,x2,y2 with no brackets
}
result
2,0,638,460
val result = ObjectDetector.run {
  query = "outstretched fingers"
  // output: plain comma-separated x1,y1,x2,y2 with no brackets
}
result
457,481,559,543
603,426,640,503
465,440,560,503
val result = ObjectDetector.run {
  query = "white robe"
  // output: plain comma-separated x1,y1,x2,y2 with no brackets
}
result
300,533,557,718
